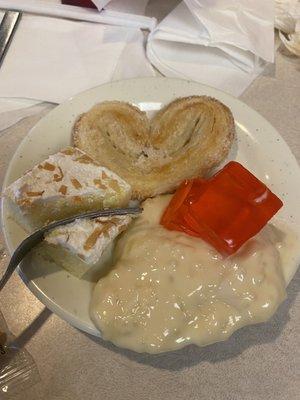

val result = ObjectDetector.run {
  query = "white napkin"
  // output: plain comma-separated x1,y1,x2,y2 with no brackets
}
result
0,13,155,103
0,0,156,30
94,0,149,15
275,0,300,33
147,0,274,96
92,0,111,10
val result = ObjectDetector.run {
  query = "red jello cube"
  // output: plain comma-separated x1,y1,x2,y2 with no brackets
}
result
161,161,283,255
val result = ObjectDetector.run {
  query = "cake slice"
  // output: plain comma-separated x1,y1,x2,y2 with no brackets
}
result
4,147,131,231
38,215,133,280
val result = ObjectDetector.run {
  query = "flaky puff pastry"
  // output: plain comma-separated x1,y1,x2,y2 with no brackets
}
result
73,96,235,200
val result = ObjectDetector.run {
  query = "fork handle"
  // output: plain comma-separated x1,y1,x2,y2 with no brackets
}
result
0,11,22,68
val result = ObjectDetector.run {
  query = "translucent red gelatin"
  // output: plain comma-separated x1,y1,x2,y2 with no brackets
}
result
161,161,283,255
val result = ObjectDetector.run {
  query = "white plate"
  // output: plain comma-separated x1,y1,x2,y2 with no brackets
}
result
2,77,300,337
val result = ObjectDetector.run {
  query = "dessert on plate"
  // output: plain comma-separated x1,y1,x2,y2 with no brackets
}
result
39,215,133,280
4,146,131,231
91,195,289,353
90,160,291,353
73,96,235,199
3,96,297,354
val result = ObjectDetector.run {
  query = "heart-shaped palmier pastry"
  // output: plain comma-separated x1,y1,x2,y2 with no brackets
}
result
73,96,235,199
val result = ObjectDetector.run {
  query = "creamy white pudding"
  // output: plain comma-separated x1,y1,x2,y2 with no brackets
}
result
91,195,295,353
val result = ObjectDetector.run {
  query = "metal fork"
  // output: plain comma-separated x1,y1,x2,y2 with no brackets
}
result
0,207,142,291
0,11,22,68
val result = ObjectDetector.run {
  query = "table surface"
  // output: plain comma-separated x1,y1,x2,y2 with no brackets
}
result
0,4,300,400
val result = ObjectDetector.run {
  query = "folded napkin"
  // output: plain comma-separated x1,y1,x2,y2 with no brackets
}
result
94,0,149,15
91,0,111,9
0,0,156,30
275,0,300,33
147,0,274,96
275,0,300,56
0,13,155,103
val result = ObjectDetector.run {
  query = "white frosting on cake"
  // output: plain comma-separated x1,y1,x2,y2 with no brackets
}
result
5,147,131,206
44,215,133,265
